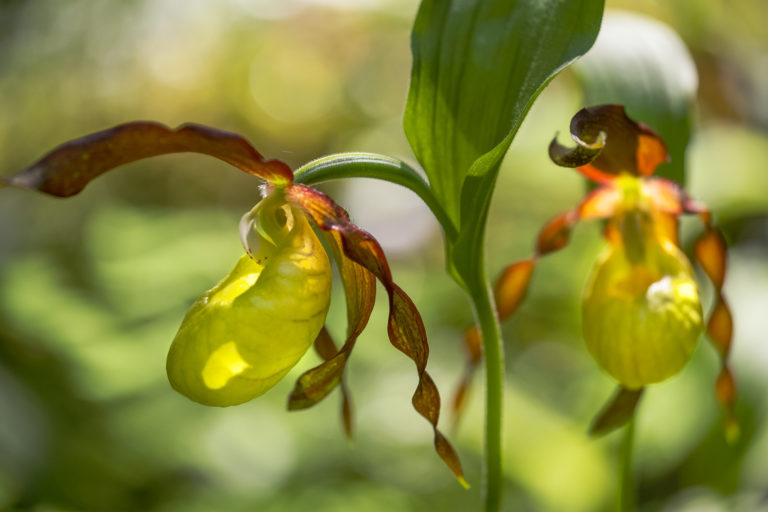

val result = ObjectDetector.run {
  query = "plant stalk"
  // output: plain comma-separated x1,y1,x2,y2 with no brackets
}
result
471,283,504,512
619,416,636,512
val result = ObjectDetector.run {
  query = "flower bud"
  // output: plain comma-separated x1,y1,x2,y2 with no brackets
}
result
582,237,703,388
167,200,332,406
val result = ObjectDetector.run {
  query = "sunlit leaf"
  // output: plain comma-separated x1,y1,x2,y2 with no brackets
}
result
574,11,698,184
285,184,466,485
3,122,293,197
404,0,604,290
589,386,644,437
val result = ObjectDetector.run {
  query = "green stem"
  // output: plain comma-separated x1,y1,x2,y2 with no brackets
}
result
293,152,457,239
619,416,636,512
471,283,504,512
295,152,504,508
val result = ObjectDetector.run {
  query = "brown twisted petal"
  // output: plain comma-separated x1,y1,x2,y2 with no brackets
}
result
536,210,579,255
285,184,466,485
694,224,738,439
578,186,621,220
298,326,357,438
3,122,293,197
495,260,535,322
695,227,732,356
288,229,377,440
549,105,669,181
695,227,727,290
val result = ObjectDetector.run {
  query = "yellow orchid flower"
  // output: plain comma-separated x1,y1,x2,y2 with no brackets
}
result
493,105,736,437
2,121,465,483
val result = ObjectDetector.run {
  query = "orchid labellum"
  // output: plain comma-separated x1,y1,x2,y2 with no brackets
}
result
494,105,737,437
1,122,466,484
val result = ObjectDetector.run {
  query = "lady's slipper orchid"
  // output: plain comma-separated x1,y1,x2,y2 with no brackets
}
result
167,194,333,407
2,121,465,483
493,105,737,437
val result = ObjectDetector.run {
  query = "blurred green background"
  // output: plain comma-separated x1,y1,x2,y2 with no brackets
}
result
1,0,767,510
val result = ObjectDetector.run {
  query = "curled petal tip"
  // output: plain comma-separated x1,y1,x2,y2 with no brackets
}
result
554,104,668,180
548,130,605,169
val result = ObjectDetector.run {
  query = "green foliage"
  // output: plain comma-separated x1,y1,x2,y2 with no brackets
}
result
404,0,605,291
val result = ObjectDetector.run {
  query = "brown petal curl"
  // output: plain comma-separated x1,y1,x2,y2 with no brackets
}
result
550,105,668,182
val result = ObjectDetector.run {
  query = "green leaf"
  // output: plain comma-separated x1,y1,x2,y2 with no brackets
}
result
574,11,699,185
405,0,604,290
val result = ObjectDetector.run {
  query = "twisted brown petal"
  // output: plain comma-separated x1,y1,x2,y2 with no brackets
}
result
495,260,535,321
288,230,377,439
286,184,466,485
695,227,727,290
694,224,738,440
536,210,579,255
3,122,293,197
294,326,357,438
